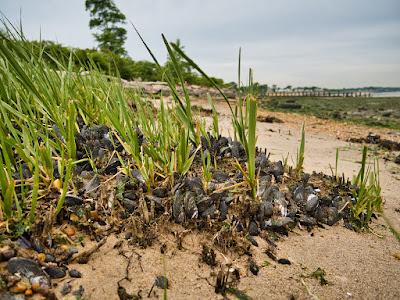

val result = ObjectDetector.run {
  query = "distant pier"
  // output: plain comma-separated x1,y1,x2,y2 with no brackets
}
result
265,91,372,97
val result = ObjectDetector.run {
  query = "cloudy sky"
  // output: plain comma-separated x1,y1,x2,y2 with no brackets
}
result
1,0,400,88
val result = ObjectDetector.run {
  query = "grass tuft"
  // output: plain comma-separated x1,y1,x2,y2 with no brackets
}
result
350,146,383,229
295,123,305,173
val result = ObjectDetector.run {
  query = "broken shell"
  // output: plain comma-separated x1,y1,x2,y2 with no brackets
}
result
306,194,319,212
154,275,169,289
248,221,260,236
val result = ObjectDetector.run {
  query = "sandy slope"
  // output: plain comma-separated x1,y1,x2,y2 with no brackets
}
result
56,99,400,300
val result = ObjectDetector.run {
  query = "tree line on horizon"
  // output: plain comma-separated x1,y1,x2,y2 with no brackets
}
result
8,0,224,86
1,0,225,87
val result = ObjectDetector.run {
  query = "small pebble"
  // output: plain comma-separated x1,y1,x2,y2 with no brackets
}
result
64,195,84,207
37,253,46,262
67,247,79,255
61,283,72,295
63,225,76,237
278,258,291,265
153,186,169,198
69,269,82,278
248,221,260,236
89,210,99,220
60,244,70,251
70,213,80,222
249,260,259,275
124,232,133,240
45,254,56,263
0,246,16,261
72,285,85,297
155,276,169,289
44,266,66,279
246,235,258,247
53,179,62,190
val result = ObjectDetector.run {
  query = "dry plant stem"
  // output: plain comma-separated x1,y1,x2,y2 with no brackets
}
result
301,278,319,300
338,201,350,214
85,169,125,194
212,181,246,194
383,214,400,242
72,237,107,264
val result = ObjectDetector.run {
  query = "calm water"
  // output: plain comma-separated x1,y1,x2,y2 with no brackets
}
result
371,91,400,97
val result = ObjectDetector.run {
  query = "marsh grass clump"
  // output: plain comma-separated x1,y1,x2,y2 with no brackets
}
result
0,23,382,234
168,45,259,199
0,24,212,229
0,27,79,224
350,146,383,229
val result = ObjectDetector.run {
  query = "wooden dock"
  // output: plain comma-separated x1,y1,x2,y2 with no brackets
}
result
265,91,371,97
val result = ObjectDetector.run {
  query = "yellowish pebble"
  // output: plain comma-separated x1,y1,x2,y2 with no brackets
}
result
60,244,69,251
70,213,79,222
63,225,76,237
89,210,99,220
53,179,62,190
37,252,46,262
31,281,41,290
10,281,29,293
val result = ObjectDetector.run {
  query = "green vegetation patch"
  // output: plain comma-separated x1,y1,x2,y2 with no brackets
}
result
260,96,400,129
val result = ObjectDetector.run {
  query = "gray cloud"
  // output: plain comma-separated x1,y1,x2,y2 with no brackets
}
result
1,0,399,87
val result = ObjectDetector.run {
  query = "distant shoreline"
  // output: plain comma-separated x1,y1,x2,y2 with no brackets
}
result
371,91,400,97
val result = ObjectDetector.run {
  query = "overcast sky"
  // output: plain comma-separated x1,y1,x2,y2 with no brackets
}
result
1,0,400,88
